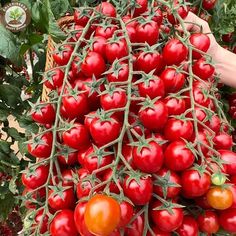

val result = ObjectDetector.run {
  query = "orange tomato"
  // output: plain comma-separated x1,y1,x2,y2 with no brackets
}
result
84,194,121,236
206,187,233,210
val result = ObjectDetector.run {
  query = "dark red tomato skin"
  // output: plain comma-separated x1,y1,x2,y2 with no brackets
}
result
28,132,53,158
62,93,89,120
192,57,215,80
123,175,153,205
197,210,219,234
118,201,134,228
164,118,193,142
136,52,164,74
44,69,64,90
106,39,128,63
48,188,76,211
133,140,164,173
161,68,186,93
102,169,121,194
163,39,188,65
32,103,55,125
176,215,199,236
164,140,195,171
96,2,116,17
60,169,75,187
92,36,107,59
122,144,135,169
107,62,129,82
74,202,93,236
74,9,90,26
81,52,106,78
83,146,113,174
219,150,236,175
22,165,49,189
167,4,188,25
164,97,186,115
138,76,165,99
202,0,217,10
125,214,144,236
90,116,121,146
95,25,117,39
151,201,184,232
206,115,220,133
213,133,233,150
219,208,236,233
190,33,210,59
230,185,236,209
153,168,181,198
58,151,78,166
136,21,159,46
50,210,78,236
139,101,168,131
78,147,90,165
181,169,211,198
195,195,211,209
147,226,170,236
34,209,49,234
133,0,148,16
52,45,73,66
62,124,90,150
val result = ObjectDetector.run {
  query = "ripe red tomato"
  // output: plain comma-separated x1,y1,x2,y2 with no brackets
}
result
219,150,236,175
206,187,233,210
92,36,107,59
27,132,53,158
50,210,78,236
62,91,89,120
136,51,164,74
34,209,49,234
153,168,181,198
197,210,219,234
205,115,220,133
189,33,210,59
222,33,233,43
164,118,193,142
95,25,118,39
81,52,106,78
202,0,217,10
176,215,198,236
147,226,170,236
102,168,121,194
96,2,116,17
181,169,211,198
32,103,55,125
107,61,129,82
74,202,93,236
84,194,121,236
163,39,188,65
133,140,164,173
161,68,186,93
84,111,96,130
167,1,188,25
164,97,186,115
219,208,236,233
164,140,195,171
52,45,73,66
44,69,64,90
122,144,135,169
100,89,127,117
138,75,165,99
136,21,159,46
48,187,76,211
133,0,148,16
213,133,233,150
83,146,113,174
23,187,46,209
123,175,153,205
74,9,91,26
118,201,134,228
22,165,49,189
192,57,215,80
62,123,90,150
125,214,144,236
139,100,168,131
58,148,78,166
151,201,184,232
106,38,128,63
195,195,211,209
90,115,121,146
60,169,75,187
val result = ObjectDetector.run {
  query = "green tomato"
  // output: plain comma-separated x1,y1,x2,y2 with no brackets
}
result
211,173,226,186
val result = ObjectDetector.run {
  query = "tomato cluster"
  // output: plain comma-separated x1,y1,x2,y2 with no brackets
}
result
23,1,236,235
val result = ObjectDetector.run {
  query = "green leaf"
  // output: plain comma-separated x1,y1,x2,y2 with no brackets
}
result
0,84,22,109
18,116,39,134
0,192,16,220
0,109,8,121
0,25,21,65
50,0,71,19
9,176,18,194
0,140,11,154
7,127,23,141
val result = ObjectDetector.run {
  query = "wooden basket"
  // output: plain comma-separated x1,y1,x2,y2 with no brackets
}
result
42,16,74,102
